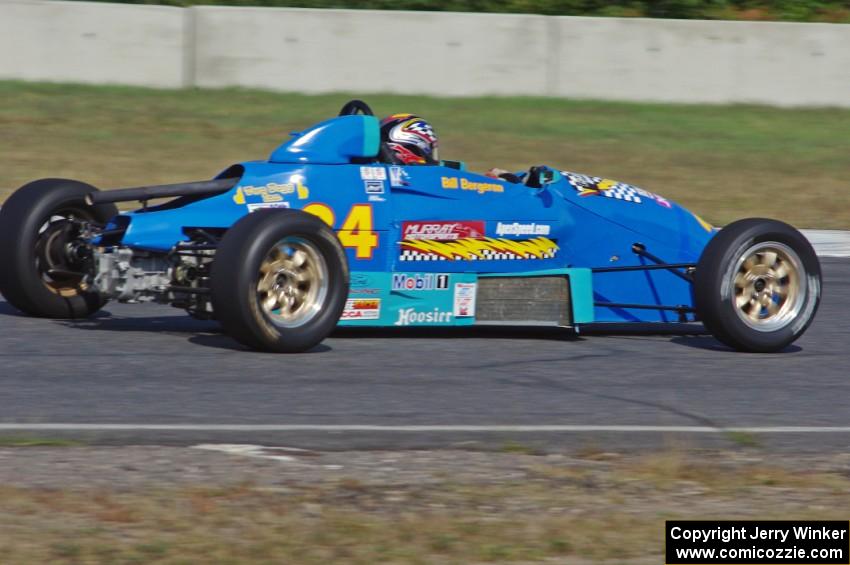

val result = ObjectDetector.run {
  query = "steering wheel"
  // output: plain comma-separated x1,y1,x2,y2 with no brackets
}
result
338,100,374,117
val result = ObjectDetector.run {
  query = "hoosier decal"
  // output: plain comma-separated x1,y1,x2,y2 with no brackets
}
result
394,307,453,326
399,237,559,262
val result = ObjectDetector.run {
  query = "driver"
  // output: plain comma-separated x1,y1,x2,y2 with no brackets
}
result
379,113,522,183
379,114,439,165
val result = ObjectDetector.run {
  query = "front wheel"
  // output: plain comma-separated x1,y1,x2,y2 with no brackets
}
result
210,209,349,353
693,218,821,352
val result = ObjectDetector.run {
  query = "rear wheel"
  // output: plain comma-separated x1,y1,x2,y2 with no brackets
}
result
0,179,118,318
210,209,349,352
693,218,821,352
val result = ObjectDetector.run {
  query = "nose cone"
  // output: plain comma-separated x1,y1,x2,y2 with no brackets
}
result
558,170,715,258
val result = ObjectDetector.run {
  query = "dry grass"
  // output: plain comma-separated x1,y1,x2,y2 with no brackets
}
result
2,81,849,227
0,449,848,564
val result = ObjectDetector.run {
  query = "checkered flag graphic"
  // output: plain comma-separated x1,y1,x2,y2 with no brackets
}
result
399,247,558,262
602,185,642,203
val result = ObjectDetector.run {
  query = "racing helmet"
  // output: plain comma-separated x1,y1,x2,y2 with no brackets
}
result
379,114,439,165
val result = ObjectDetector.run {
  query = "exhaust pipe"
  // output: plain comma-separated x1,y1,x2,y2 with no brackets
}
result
86,177,239,206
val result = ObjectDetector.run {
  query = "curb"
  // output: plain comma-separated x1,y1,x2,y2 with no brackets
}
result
801,230,850,258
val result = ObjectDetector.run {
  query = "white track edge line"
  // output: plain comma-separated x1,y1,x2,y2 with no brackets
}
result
1,424,850,433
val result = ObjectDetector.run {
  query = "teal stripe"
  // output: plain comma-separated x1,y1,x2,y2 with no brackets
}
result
566,268,594,324
362,116,380,158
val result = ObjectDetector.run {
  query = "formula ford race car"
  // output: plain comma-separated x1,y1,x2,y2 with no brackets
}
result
0,100,821,353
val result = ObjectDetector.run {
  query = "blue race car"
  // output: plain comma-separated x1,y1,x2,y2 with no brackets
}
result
0,100,821,353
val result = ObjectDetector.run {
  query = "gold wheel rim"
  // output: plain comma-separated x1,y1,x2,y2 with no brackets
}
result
256,237,328,329
36,213,90,296
731,242,804,332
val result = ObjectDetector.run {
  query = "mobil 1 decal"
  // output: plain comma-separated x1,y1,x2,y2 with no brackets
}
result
392,273,450,292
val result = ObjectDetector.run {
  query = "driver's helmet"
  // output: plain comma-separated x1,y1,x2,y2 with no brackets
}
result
379,114,439,165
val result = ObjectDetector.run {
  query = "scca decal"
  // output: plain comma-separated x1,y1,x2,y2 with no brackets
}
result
341,298,381,320
303,203,379,259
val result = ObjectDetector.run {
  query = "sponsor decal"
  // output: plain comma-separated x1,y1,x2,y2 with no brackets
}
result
351,287,381,296
453,282,476,318
389,166,410,187
247,202,290,212
441,176,505,195
348,273,382,295
350,273,371,288
350,287,381,295
564,172,671,208
394,307,453,326
233,176,309,205
402,221,485,241
391,273,450,291
400,236,559,262
364,179,385,194
360,166,387,181
364,179,386,202
495,222,551,237
341,298,381,320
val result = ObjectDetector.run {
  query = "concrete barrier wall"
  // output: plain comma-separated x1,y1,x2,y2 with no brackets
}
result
552,17,850,106
2,1,849,106
0,0,186,88
192,7,551,96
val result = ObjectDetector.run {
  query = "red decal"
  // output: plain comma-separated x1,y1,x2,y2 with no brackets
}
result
402,221,485,241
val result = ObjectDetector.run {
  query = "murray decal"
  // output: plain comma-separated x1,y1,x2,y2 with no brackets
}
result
402,221,485,241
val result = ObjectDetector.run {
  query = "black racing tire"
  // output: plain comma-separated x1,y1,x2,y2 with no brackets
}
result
0,178,118,318
693,218,821,353
210,209,349,353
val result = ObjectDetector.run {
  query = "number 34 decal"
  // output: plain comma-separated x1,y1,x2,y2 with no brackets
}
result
303,203,378,259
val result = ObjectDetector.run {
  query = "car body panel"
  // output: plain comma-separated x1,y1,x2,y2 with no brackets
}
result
338,268,595,328
111,113,717,326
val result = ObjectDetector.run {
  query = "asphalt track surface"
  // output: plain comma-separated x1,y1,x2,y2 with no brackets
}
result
0,258,848,452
